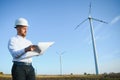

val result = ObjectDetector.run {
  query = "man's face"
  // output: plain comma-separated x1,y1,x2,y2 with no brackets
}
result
16,26,28,37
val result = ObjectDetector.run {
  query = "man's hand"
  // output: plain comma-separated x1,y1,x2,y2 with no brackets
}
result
34,46,41,53
25,45,37,52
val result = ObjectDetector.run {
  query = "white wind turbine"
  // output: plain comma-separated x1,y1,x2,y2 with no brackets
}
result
56,51,65,75
74,2,107,75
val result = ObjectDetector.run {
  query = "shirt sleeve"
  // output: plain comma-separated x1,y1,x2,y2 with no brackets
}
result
8,38,26,58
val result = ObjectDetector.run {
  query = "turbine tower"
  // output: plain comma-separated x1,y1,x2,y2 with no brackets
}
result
74,2,107,75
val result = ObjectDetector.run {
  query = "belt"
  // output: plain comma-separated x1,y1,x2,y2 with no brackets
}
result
13,61,32,66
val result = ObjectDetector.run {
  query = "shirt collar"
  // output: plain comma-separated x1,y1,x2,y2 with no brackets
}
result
16,35,26,39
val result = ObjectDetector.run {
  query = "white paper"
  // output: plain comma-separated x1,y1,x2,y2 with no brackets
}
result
22,42,54,59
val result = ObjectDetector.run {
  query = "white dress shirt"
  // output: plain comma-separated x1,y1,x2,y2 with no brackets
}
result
8,35,33,63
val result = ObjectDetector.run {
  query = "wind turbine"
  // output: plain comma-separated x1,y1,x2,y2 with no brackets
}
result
74,2,107,75
56,51,65,75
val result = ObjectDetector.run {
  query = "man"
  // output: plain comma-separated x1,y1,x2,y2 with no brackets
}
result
8,18,39,80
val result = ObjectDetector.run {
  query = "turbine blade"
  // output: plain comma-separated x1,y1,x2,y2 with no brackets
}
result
92,18,108,24
74,18,88,30
89,2,92,16
61,51,66,55
56,51,66,55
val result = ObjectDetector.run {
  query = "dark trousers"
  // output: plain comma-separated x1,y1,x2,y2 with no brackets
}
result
12,64,36,80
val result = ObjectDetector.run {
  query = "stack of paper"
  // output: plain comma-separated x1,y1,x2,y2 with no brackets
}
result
23,42,54,59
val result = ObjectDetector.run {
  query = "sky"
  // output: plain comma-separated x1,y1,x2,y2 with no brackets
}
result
0,0,120,75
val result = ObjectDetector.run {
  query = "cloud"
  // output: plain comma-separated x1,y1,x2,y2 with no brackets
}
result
111,16,120,25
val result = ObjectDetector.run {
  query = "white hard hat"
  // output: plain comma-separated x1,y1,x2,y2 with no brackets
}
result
15,18,29,28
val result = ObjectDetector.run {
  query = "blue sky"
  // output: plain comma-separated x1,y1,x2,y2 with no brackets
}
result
0,0,120,75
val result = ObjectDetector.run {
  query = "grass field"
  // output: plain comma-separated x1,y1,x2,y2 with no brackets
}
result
0,73,120,80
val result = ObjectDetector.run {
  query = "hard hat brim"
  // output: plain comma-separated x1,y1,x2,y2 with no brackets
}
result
14,25,28,28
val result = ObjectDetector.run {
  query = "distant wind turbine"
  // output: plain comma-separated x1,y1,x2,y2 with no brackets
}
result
74,2,108,75
56,51,65,75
